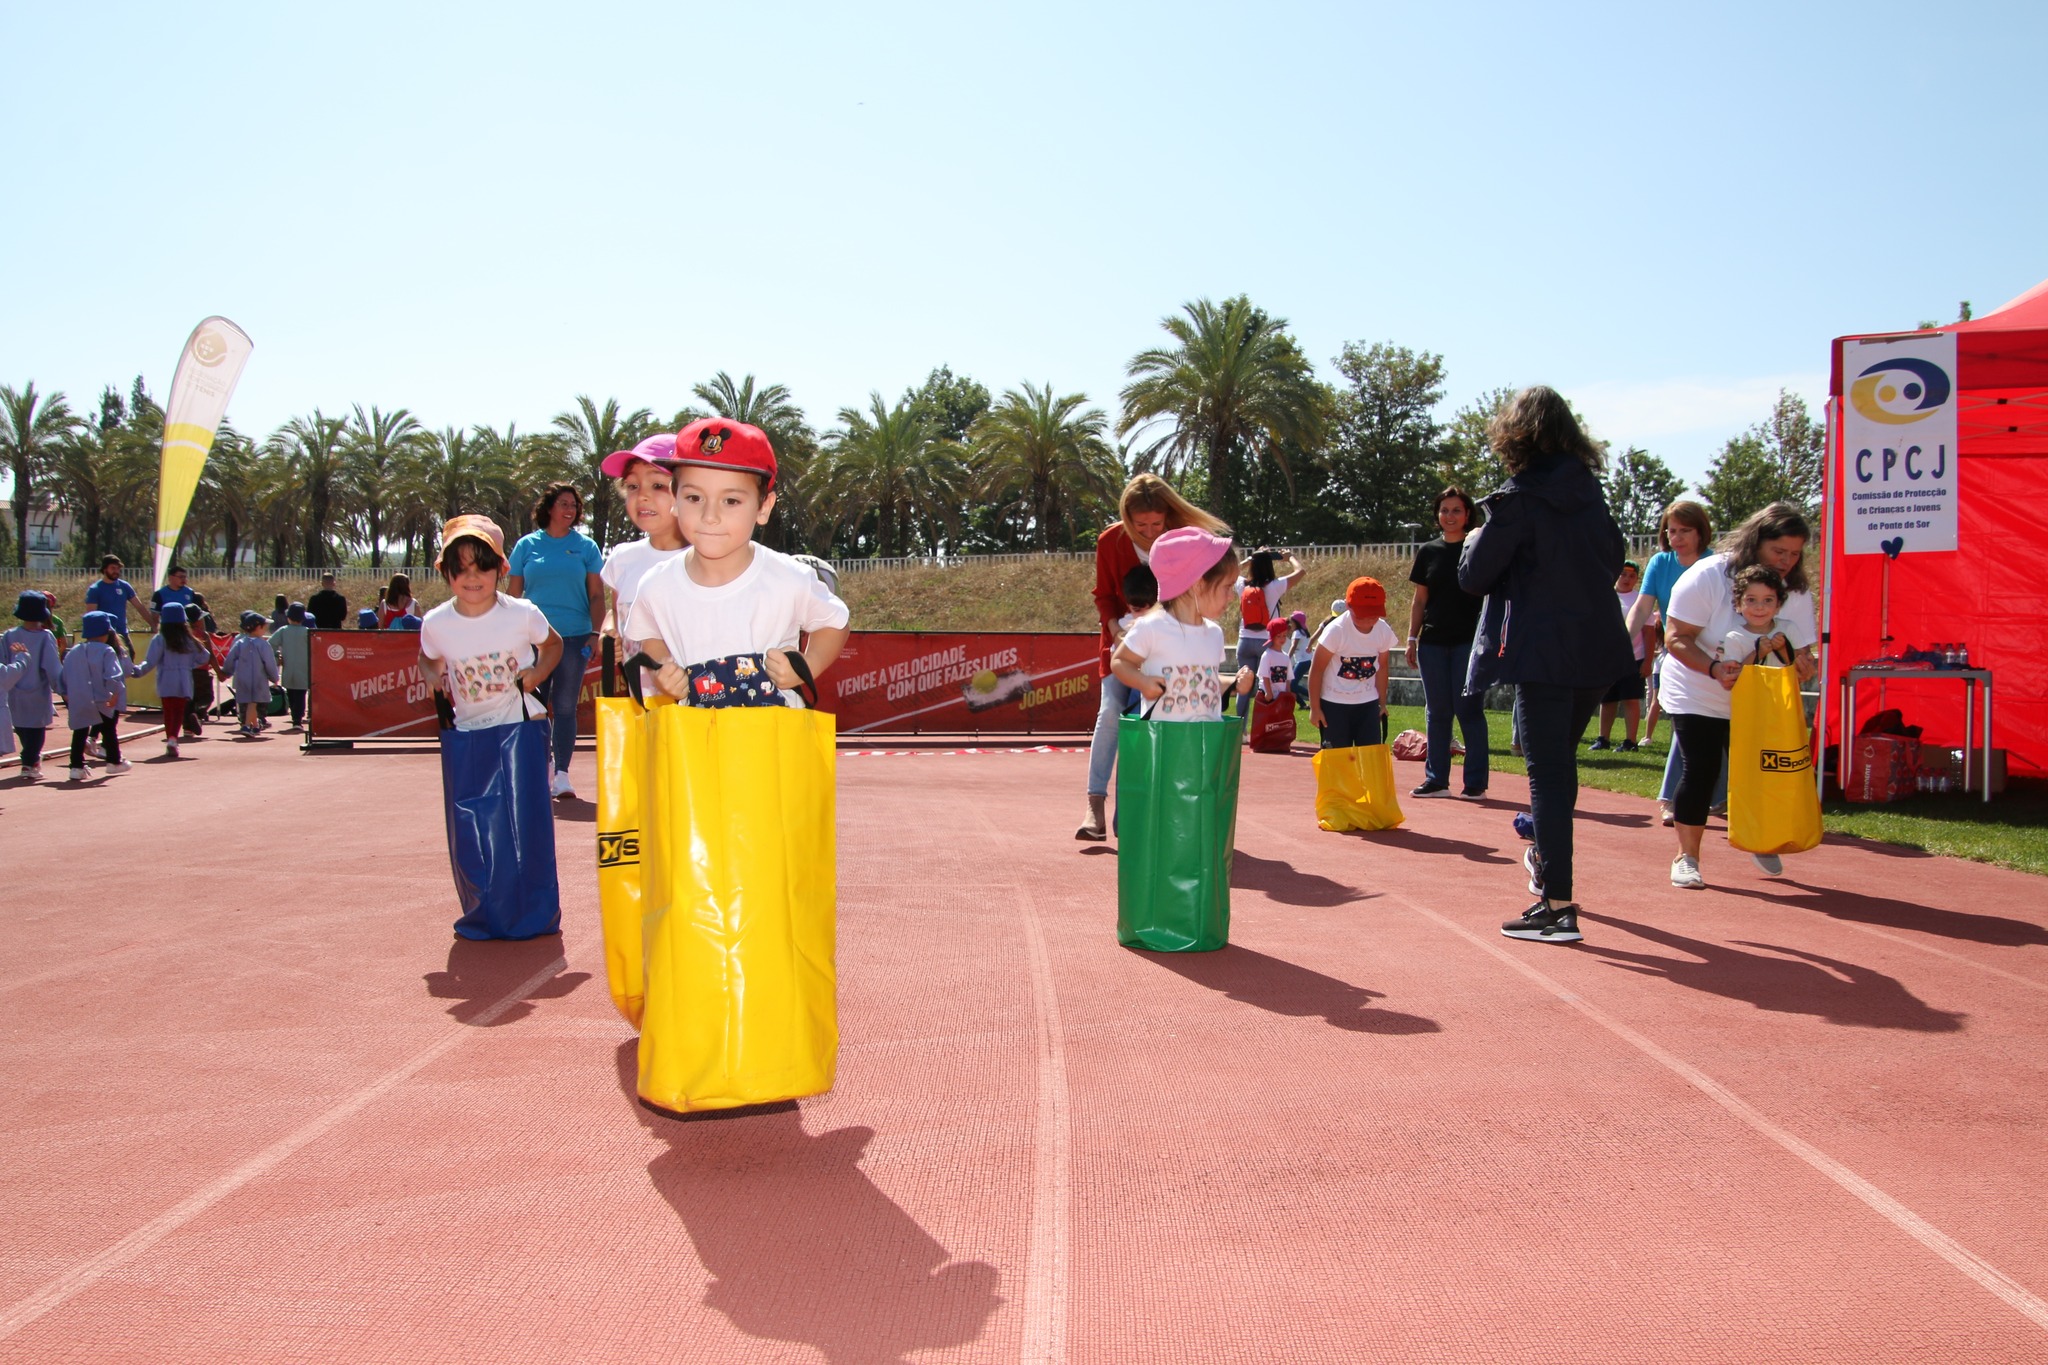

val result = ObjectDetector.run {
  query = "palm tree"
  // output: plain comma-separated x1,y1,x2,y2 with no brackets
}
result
193,424,262,572
551,396,653,549
1,383,81,568
343,404,425,568
970,383,1124,551
1119,295,1330,513
812,393,961,558
691,372,818,550
52,421,155,566
267,411,350,566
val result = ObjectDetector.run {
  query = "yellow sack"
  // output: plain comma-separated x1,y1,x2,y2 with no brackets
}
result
593,692,673,1028
1314,744,1405,832
1728,662,1822,855
638,703,838,1113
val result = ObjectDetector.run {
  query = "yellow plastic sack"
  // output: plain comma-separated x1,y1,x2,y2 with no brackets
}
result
638,702,838,1113
1728,663,1822,855
1314,744,1405,832
593,692,673,1028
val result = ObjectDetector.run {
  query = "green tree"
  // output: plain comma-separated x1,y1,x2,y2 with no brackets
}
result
191,424,261,571
1320,342,1447,540
691,372,819,551
1701,389,1825,527
1119,296,1329,528
552,396,654,549
1436,387,1514,497
904,366,991,442
267,411,351,566
813,394,961,557
1603,445,1689,539
344,404,425,568
1,383,81,568
968,382,1124,550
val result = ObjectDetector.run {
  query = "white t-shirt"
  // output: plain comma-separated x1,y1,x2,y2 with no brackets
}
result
1121,610,1227,721
600,538,686,656
1316,614,1398,705
1231,577,1291,647
1721,622,1789,665
418,594,552,730
1288,628,1312,669
627,545,850,706
1617,590,1646,660
1659,554,1816,720
1256,646,1294,700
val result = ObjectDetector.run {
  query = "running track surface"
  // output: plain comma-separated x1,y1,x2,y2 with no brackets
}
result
5,730,2048,1364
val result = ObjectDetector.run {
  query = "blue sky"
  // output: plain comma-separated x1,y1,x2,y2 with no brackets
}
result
5,0,2044,499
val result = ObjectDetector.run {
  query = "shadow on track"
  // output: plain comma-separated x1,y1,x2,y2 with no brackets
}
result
1135,944,1440,1035
422,935,588,1025
1231,851,1370,907
619,1042,1002,1363
1579,914,1967,1032
1372,828,1516,865
1713,880,2048,949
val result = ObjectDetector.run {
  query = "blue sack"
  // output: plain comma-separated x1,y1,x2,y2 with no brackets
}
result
438,716,561,941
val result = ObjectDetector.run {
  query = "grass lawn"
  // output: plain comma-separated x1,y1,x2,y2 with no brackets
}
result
1294,703,2048,879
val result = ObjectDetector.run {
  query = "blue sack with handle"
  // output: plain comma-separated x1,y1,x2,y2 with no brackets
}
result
438,697,561,941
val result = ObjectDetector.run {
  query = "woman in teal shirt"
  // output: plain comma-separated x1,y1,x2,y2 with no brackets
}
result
505,481,606,798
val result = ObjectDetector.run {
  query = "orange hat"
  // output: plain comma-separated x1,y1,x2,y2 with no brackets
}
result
1345,577,1386,616
435,514,506,568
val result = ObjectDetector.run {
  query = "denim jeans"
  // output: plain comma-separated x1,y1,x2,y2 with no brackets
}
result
1657,732,1727,807
1232,638,1263,717
1514,681,1606,905
545,634,588,773
1417,640,1488,793
1086,672,1133,797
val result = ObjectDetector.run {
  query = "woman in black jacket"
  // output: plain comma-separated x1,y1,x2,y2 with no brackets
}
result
1459,387,1634,944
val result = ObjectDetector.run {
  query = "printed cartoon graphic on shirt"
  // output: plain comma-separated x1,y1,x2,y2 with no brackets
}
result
1336,654,1378,682
1151,663,1221,719
450,649,529,713
685,653,786,709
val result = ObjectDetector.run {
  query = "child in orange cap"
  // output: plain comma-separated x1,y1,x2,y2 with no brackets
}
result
1309,577,1397,748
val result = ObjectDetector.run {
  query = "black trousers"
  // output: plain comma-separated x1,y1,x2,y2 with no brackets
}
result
1670,713,1732,828
13,727,44,767
70,720,120,767
1514,681,1607,904
1319,700,1384,749
287,688,307,725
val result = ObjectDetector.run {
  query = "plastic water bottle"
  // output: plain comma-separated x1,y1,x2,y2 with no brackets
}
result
1959,643,1971,669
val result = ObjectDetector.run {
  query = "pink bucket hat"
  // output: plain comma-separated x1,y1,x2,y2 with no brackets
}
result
1149,527,1234,603
600,432,678,478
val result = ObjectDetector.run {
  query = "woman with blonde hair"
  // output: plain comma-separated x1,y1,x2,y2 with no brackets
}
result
1459,386,1634,944
1076,473,1228,840
1639,499,1714,819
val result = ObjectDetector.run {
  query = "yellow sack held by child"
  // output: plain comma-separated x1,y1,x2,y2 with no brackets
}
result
593,691,674,1029
1728,662,1822,856
1314,743,1405,832
637,702,839,1113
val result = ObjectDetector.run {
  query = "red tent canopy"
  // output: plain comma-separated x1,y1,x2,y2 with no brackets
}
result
1823,280,2048,778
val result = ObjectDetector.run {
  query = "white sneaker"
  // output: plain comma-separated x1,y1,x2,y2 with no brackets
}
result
19,764,40,783
1671,855,1705,890
108,759,132,775
550,771,574,799
166,742,180,758
1658,802,1674,827
67,766,88,782
1751,853,1784,876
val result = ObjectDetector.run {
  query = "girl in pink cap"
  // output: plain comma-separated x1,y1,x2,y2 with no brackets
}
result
1110,528,1255,721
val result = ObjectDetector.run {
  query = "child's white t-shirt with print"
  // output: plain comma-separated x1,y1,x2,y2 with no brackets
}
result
1121,610,1226,721
418,593,552,730
1616,589,1646,660
1256,646,1294,700
1720,621,1787,665
627,545,850,707
601,538,686,657
1317,614,1398,704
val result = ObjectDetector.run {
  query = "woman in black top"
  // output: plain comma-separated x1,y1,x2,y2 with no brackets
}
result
1404,487,1487,799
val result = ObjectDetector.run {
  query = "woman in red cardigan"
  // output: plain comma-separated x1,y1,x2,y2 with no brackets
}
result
1077,474,1228,839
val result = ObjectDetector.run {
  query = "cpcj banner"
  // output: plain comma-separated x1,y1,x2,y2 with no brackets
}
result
1839,332,1959,555
153,317,255,588
818,632,1099,734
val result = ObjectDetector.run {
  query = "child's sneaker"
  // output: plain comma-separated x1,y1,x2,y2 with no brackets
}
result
85,738,104,760
1617,739,1638,752
1502,901,1582,943
66,766,88,782
19,763,40,783
166,741,180,758
1587,736,1610,751
1671,854,1705,889
108,760,132,775
1523,846,1546,898
1751,853,1784,876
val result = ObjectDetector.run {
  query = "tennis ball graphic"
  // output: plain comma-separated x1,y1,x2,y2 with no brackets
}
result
970,669,998,693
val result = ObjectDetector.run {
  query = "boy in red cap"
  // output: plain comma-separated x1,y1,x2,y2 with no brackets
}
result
628,418,849,705
1308,577,1397,748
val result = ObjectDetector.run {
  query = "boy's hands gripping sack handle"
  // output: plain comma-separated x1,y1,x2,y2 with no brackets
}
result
625,649,818,709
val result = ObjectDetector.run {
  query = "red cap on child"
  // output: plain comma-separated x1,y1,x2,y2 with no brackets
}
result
674,417,777,490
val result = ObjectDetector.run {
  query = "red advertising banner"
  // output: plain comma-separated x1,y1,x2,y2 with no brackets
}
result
816,632,1099,735
307,630,603,742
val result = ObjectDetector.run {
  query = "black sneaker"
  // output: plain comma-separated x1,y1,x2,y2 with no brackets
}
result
1587,737,1610,751
1410,782,1450,798
1523,846,1546,897
1502,901,1582,943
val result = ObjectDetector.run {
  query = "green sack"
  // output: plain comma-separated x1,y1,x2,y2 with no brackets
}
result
1115,715,1243,952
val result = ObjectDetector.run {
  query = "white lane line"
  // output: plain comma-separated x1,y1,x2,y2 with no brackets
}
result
1401,897,2048,1334
0,955,572,1343
1017,884,1071,1365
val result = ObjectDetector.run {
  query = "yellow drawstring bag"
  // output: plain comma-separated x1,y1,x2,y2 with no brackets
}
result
636,691,838,1113
1314,744,1406,832
593,689,672,1028
1728,653,1822,856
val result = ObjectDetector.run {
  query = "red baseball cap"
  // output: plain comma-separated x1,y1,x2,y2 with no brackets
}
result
673,417,776,490
600,432,677,479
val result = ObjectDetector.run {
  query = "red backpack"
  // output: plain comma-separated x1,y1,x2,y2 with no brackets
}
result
1239,583,1270,631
